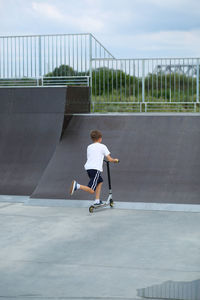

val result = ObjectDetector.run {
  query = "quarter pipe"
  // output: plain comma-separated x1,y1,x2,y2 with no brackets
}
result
0,87,67,195
31,114,200,204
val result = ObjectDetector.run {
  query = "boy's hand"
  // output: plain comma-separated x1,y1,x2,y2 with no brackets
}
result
106,155,119,163
114,158,120,163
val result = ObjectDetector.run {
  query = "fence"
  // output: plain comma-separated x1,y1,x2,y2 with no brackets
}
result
91,58,200,112
0,76,90,87
0,33,200,112
0,33,114,86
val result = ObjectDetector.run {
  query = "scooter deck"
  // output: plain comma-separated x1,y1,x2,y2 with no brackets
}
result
89,200,114,213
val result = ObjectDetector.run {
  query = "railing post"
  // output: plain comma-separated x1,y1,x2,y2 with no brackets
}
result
89,34,92,87
89,34,93,108
196,58,199,103
38,36,42,78
142,59,145,103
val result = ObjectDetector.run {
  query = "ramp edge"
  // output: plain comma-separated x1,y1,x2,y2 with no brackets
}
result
0,196,200,213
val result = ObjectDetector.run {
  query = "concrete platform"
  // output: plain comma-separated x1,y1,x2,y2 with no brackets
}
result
1,195,200,213
0,200,199,299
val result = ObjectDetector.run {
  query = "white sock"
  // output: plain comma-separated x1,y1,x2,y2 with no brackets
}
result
76,183,80,189
94,199,100,204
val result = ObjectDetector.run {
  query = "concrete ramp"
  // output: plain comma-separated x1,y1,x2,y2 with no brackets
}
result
31,115,200,204
0,87,90,196
0,87,67,195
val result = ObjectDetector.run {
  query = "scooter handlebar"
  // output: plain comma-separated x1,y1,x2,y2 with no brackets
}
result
104,159,120,163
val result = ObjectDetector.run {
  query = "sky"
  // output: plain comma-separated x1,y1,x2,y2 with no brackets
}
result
0,0,200,58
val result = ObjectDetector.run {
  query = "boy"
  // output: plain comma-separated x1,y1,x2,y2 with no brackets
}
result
70,130,119,205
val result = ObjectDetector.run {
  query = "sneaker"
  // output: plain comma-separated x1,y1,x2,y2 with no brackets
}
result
94,200,103,206
70,180,77,195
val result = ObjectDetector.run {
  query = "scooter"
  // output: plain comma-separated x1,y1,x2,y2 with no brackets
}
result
89,160,115,213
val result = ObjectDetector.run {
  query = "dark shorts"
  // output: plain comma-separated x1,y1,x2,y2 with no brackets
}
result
87,169,103,191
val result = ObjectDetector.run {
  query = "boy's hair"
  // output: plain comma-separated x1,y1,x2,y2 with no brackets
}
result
90,130,102,142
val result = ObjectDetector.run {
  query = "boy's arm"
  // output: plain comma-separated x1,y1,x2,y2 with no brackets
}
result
106,154,119,163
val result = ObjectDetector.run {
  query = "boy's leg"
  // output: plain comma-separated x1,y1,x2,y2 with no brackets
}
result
76,182,102,197
95,182,103,200
70,170,102,196
70,181,94,195
79,185,94,194
79,170,100,195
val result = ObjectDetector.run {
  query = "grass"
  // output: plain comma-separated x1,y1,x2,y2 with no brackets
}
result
91,95,200,113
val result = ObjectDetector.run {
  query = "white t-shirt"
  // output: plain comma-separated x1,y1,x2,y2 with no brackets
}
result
84,143,110,172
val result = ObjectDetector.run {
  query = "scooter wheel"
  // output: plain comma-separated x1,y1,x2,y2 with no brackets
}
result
89,206,94,213
110,200,114,207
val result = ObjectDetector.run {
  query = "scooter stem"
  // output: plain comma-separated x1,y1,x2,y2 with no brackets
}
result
106,161,112,190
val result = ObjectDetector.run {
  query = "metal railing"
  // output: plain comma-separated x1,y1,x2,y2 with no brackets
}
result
42,76,90,87
1,33,200,112
0,76,90,87
0,33,114,83
91,58,200,112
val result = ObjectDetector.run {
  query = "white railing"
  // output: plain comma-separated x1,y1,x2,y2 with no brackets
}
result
0,33,114,79
91,58,200,112
0,76,90,87
1,33,200,112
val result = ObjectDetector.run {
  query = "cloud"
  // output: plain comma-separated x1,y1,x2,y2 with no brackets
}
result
31,1,104,32
32,2,64,21
0,0,200,58
107,29,200,58
111,0,200,34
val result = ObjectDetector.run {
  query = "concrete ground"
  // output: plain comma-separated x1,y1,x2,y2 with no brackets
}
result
0,200,200,300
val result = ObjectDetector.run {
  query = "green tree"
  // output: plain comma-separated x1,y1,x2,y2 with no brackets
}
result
45,64,76,77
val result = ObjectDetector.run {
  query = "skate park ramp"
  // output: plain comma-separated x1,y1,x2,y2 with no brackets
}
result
0,87,67,195
31,114,200,205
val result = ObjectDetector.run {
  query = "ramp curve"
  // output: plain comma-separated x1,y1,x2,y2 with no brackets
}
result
31,115,200,204
0,87,67,195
